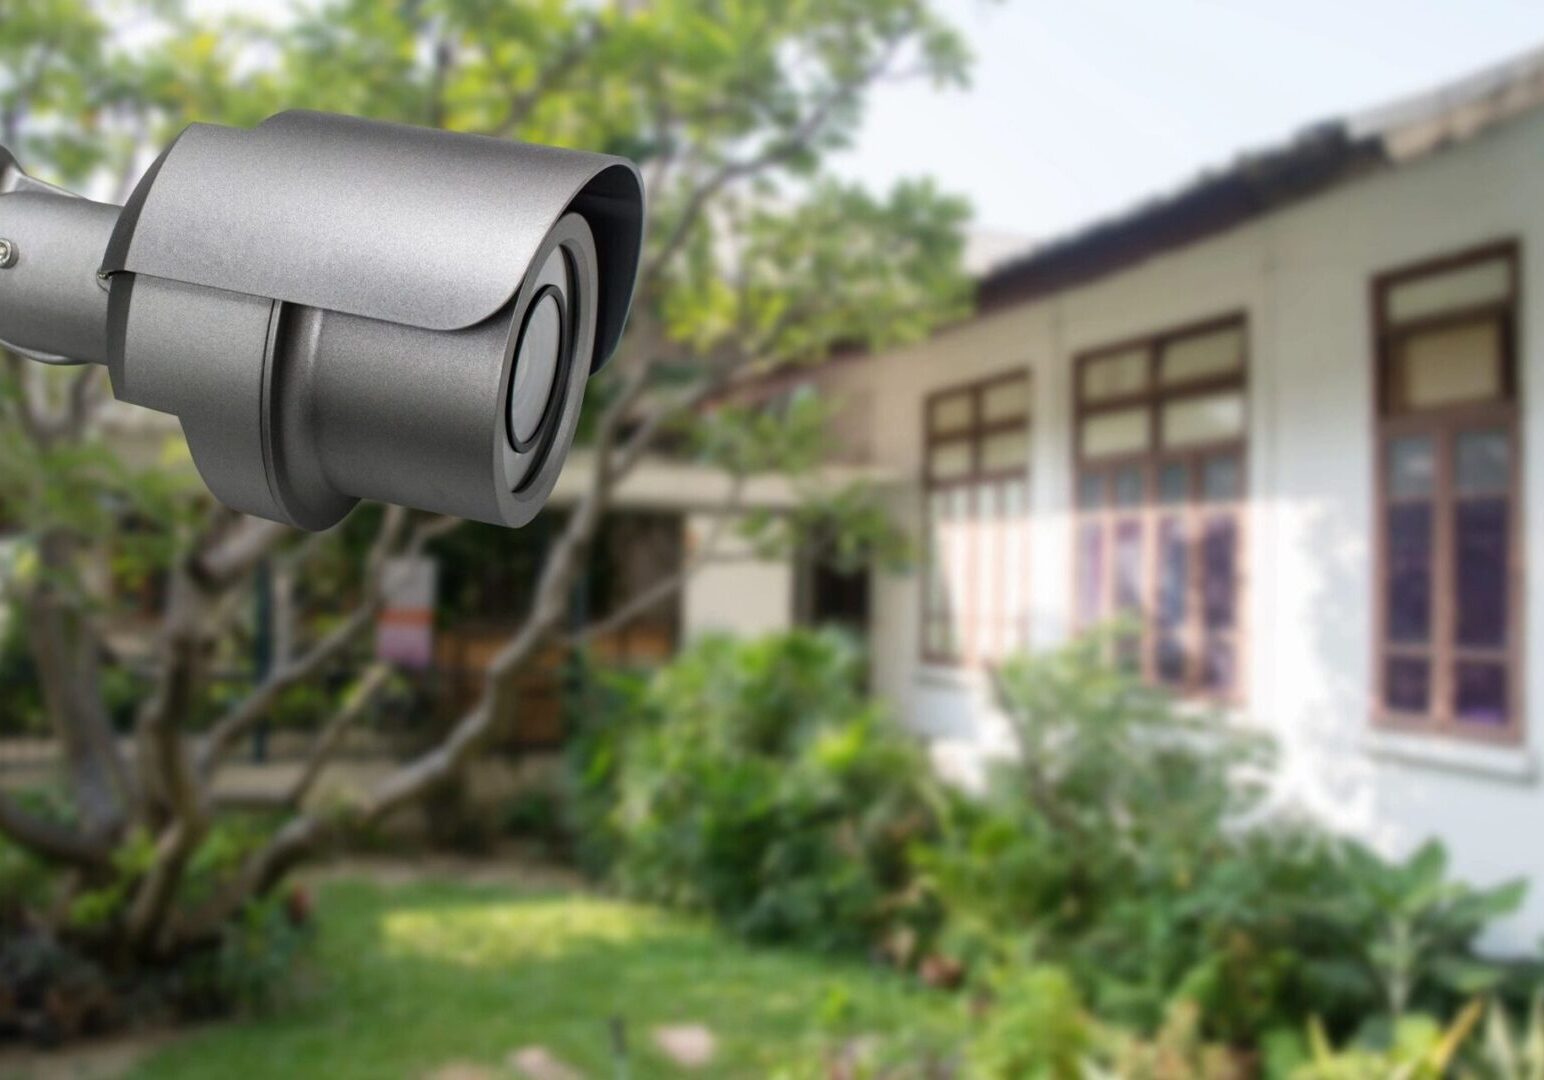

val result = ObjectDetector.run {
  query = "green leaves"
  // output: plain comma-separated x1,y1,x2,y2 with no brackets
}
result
661,178,972,368
598,629,937,954
1317,838,1526,1021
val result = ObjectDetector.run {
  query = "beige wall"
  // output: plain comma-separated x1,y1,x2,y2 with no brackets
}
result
680,513,794,640
809,105,1544,950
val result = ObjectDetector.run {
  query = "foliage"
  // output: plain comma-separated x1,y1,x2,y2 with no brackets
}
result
0,831,54,923
171,895,314,1019
913,631,1280,1029
601,629,938,954
691,388,914,573
1098,1000,1244,1080
907,631,1529,1047
1292,1002,1484,1080
0,877,307,1050
1471,994,1544,1080
1313,839,1526,1023
967,965,1096,1080
0,927,115,1045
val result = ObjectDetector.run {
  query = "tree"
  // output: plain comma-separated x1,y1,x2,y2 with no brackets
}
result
0,0,972,963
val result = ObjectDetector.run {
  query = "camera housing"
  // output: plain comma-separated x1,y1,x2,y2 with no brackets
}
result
0,111,645,530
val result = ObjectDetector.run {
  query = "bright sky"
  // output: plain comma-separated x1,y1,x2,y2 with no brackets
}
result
835,0,1544,245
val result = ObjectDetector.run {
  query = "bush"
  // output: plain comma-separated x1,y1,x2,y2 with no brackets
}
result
915,633,1284,1028
560,628,1533,1057
0,816,311,1047
910,632,1528,1046
596,629,938,954
967,965,1095,1079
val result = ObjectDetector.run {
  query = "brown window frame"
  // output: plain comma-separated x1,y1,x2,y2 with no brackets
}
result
1072,313,1249,703
920,370,1032,667
1370,240,1524,744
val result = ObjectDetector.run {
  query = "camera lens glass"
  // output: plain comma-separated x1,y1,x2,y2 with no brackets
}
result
508,290,563,446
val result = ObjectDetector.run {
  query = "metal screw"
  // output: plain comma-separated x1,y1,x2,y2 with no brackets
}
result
0,239,16,269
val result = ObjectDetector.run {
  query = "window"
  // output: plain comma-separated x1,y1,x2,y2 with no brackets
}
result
922,372,1031,665
1073,316,1247,699
1372,242,1522,740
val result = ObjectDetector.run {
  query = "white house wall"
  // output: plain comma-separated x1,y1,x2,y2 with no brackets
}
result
814,106,1544,950
680,512,795,640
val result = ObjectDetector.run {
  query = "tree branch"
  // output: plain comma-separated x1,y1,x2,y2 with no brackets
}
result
640,42,902,288
571,475,745,645
0,790,110,870
283,662,392,809
193,508,442,777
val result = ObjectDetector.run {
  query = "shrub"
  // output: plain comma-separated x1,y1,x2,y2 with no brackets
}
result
0,816,311,1047
968,965,1096,1079
601,629,938,954
911,633,1528,1046
915,632,1280,1027
1308,839,1526,1023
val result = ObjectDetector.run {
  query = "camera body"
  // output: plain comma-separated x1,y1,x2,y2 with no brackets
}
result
0,111,645,530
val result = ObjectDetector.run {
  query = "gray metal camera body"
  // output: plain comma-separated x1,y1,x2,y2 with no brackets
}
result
0,111,645,530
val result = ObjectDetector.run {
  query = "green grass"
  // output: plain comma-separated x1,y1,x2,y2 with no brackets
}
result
130,875,959,1079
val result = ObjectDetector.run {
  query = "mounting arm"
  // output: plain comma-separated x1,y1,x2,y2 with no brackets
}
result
0,146,119,367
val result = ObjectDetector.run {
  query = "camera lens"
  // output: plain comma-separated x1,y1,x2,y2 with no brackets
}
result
508,290,563,447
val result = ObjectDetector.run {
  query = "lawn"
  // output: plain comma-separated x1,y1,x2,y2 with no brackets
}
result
128,871,959,1079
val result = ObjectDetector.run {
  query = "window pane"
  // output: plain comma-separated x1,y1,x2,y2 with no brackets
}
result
930,392,972,434
1160,325,1244,384
1114,519,1144,672
1201,637,1235,694
1385,657,1430,713
1162,391,1245,448
1386,257,1511,324
1114,519,1143,612
1157,635,1187,684
974,483,1001,656
982,377,1031,422
1455,662,1508,727
925,492,951,611
1078,473,1105,510
1082,348,1148,401
1082,408,1149,458
1202,455,1242,502
1387,435,1435,498
1455,429,1509,494
982,428,1030,473
1393,319,1503,410
1201,517,1236,632
1078,521,1105,623
1455,498,1508,648
1158,462,1189,505
1157,516,1187,630
1113,466,1144,507
929,440,971,480
1386,503,1432,644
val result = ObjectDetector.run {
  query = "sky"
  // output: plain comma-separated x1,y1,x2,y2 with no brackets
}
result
834,0,1544,248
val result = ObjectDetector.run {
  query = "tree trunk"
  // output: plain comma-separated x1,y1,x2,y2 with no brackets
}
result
24,529,131,838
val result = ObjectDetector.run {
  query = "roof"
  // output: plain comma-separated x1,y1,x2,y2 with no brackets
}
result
976,41,1544,314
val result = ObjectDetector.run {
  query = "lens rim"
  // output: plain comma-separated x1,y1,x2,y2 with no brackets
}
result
506,282,570,456
493,211,598,526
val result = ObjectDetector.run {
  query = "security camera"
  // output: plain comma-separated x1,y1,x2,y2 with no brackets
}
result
0,111,644,529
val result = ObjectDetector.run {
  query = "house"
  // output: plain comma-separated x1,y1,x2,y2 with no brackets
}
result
716,45,1544,952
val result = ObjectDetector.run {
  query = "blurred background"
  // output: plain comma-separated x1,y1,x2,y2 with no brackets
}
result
5,2,1544,1077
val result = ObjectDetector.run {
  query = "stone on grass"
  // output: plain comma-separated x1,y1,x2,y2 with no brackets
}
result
652,1023,717,1068
507,1044,586,1080
423,1062,498,1080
